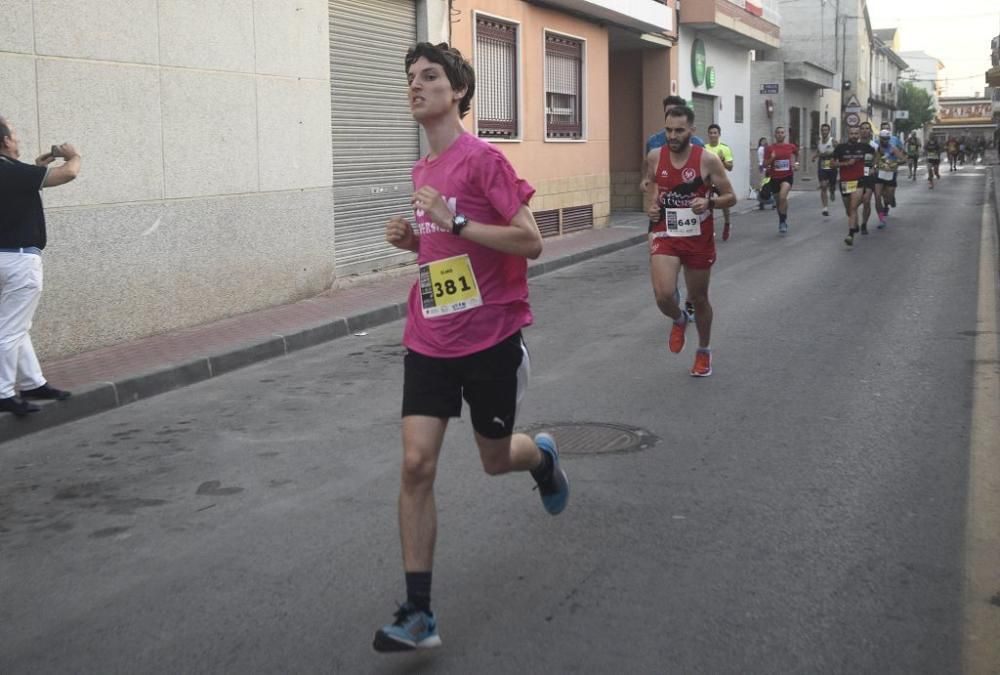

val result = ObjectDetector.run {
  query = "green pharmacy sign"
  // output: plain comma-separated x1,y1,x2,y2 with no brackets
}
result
692,39,706,86
706,66,716,89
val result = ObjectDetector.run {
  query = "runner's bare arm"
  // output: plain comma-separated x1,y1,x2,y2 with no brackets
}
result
693,152,736,214
832,152,855,168
643,148,661,208
454,205,543,259
639,149,653,192
411,185,543,259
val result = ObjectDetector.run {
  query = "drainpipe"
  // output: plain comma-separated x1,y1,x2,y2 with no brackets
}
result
834,0,840,72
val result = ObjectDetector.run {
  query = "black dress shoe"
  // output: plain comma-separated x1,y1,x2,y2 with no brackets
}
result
0,396,41,416
20,384,72,401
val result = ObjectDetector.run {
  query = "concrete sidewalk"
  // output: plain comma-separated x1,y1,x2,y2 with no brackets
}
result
2,214,653,442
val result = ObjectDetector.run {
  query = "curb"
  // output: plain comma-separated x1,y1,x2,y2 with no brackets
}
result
1,231,647,443
990,167,1000,244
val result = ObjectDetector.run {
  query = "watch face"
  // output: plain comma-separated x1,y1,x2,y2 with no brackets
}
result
454,215,467,226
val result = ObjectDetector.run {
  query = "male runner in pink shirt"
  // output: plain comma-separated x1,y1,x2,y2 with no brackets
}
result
373,42,569,653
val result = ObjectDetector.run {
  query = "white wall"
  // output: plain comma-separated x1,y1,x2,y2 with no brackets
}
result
772,0,838,73
899,52,942,109
679,30,752,199
751,61,842,193
0,0,334,359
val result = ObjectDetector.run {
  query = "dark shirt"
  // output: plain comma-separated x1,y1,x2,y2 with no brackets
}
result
0,156,47,249
833,142,871,182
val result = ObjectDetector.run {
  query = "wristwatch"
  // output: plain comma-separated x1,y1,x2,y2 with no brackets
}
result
451,213,469,237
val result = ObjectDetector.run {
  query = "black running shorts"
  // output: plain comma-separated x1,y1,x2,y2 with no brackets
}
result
402,331,529,439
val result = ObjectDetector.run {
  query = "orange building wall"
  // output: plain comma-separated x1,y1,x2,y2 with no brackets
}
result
609,49,643,211
450,0,611,224
606,46,674,212
610,50,643,172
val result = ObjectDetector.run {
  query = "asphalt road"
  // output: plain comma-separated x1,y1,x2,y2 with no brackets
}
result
1,164,994,674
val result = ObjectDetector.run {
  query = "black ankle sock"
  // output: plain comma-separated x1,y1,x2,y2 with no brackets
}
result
531,449,554,483
406,572,432,614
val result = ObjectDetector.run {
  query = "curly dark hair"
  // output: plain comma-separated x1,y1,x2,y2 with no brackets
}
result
662,95,687,111
404,42,475,118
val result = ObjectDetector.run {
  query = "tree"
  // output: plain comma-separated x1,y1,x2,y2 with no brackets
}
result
894,82,935,135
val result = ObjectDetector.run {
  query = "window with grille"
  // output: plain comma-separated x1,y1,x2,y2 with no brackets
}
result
545,33,583,139
475,16,519,139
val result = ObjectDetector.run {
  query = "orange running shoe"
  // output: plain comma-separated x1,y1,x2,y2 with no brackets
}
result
668,317,687,353
722,222,731,241
690,350,712,377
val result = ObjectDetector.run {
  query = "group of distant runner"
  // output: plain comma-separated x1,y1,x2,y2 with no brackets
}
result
757,120,979,247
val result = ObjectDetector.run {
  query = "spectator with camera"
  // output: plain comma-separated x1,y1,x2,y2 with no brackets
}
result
0,115,81,416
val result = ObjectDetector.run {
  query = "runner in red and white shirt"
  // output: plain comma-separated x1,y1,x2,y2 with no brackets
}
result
375,42,568,653
643,105,736,377
764,126,799,234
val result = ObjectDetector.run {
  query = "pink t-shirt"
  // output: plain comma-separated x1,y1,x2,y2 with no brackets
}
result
403,132,536,358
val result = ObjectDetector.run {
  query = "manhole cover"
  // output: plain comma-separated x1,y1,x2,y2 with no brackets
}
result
522,422,656,456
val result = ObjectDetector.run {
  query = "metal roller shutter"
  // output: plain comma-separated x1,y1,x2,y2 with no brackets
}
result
330,0,419,274
690,93,714,130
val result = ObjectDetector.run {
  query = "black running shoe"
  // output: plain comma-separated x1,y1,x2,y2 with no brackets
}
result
20,384,71,401
684,301,696,323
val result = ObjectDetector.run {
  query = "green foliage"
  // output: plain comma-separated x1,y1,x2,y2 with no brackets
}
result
895,82,935,134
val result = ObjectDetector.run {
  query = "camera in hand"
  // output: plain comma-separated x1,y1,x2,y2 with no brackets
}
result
50,144,64,158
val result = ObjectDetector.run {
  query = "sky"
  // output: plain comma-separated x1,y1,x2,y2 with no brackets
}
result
867,0,999,97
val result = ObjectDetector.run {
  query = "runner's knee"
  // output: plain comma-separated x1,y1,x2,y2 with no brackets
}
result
401,445,438,488
652,283,678,306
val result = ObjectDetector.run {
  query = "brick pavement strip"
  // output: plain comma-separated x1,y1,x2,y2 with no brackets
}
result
1,224,648,443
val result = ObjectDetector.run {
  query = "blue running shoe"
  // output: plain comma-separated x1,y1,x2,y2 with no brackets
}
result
778,221,788,234
534,433,569,515
373,602,441,652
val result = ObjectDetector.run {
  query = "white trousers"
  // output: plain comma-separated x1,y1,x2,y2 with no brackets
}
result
0,252,46,399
